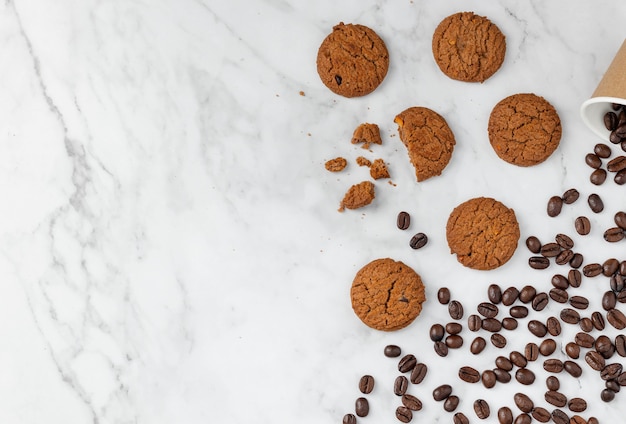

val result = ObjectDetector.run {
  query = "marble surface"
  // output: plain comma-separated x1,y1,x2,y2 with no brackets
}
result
2,0,626,422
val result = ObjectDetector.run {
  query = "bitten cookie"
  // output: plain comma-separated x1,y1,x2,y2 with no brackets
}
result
394,106,456,181
446,197,520,270
432,12,506,83
488,93,562,166
351,258,426,331
317,23,389,97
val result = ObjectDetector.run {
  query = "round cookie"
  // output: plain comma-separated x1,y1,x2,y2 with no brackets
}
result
446,197,520,270
432,12,506,83
394,106,456,182
351,258,426,331
488,93,562,166
317,23,389,98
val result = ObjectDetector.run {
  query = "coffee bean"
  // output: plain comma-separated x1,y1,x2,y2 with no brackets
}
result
545,390,567,407
616,169,626,184
540,242,561,257
586,153,602,168
502,317,518,330
529,256,550,269
564,360,583,378
588,416,600,424
619,372,626,386
575,332,595,348
526,236,542,253
607,308,626,329
517,285,536,303
394,375,409,396
611,274,625,292
430,324,445,341
501,287,518,306
402,394,422,411
568,398,587,413
515,368,535,385
493,367,511,383
544,358,564,373
355,397,369,417
560,308,580,324
444,395,460,412
532,292,549,311
596,142,613,157
569,296,589,310
556,249,574,265
590,168,607,185
539,339,557,356
551,409,569,424
605,112,619,130
395,406,412,423
491,333,507,348
531,407,551,423
575,216,591,235
602,291,617,311
514,412,531,423
562,188,580,204
616,334,626,356
471,337,487,355
549,288,568,303
498,406,514,424
607,379,621,392
592,311,606,331
528,320,548,337
580,317,593,333
468,314,482,331
604,227,625,242
446,334,463,349
496,355,513,371
611,130,623,144
546,316,561,336
385,345,402,358
583,263,602,277
617,122,626,137
546,376,560,391
601,363,623,381
601,388,616,402
568,269,583,287
548,196,563,217
397,211,410,230
459,366,480,383
434,341,448,357
409,233,428,249
409,362,427,384
477,302,499,318
446,322,463,335
588,193,604,213
343,413,356,424
565,342,580,359
473,399,490,419
432,384,452,401
359,375,375,394
448,300,464,320
453,412,469,424
551,274,569,289
487,284,503,304
585,351,606,371
524,342,539,361
398,354,417,372
608,155,626,172
437,287,451,304
514,392,534,413
569,253,584,269
616,211,626,229
482,318,502,333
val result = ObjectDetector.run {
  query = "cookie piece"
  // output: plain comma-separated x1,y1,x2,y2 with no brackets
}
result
488,93,562,166
351,258,426,331
352,123,382,149
446,197,520,270
339,181,375,212
394,107,456,182
356,156,372,167
325,157,347,172
369,159,389,180
432,12,506,82
317,23,389,97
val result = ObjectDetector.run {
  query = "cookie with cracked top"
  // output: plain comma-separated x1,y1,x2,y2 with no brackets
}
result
316,23,389,97
488,93,562,166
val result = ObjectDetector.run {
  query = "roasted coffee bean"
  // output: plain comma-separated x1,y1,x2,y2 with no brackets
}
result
514,412,532,423
608,155,626,172
514,392,534,413
446,322,463,335
588,416,600,424
343,413,356,424
555,233,574,249
607,308,626,329
565,342,580,359
541,242,561,257
498,406,514,424
575,332,595,348
432,384,452,401
585,351,606,371
611,274,625,292
394,375,409,396
568,398,587,413
409,233,428,249
473,399,490,419
502,287,519,306
619,371,626,386
397,211,411,230
496,355,514,371
601,388,615,402
615,334,626,356
595,335,615,359
601,363,623,381
560,308,580,324
446,335,463,349
616,169,626,184
359,375,375,394
590,168,607,185
444,395,460,412
539,339,557,356
471,337,487,355
528,320,548,337
531,407,551,423
583,263,602,277
545,390,567,407
395,406,412,423
493,367,511,383
562,188,580,204
459,366,480,383
575,216,591,235
569,253,584,269
616,211,626,229
409,362,427,384
544,358,564,373
502,317,518,330
569,296,589,310
510,351,527,368
605,112,619,131
525,342,539,361
555,249,574,265
596,142,613,157
610,130,623,144
437,287,451,304
588,193,604,213
491,333,507,348
604,227,625,242
448,300,464,320
453,412,469,424
602,291,617,311
592,311,606,331
585,153,602,168
488,283,503,304
568,269,583,287
564,360,583,378
529,256,550,269
551,274,569,289
355,397,369,417
547,196,563,217
549,288,568,303
402,394,422,411
385,344,402,358
434,341,449,356
604,257,620,276
482,318,502,333
619,290,626,303
547,316,561,336
477,302,499,318
580,317,593,333
398,354,417,373
546,376,560,391
607,379,621,392
430,324,445,341
532,292,549,311
551,409,569,424
518,285,536,303
526,236,542,253
468,314,482,332
617,122,626,137
515,368,535,385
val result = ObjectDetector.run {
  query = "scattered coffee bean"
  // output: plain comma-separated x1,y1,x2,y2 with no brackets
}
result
615,211,626,229
611,274,625,292
468,314,482,332
619,372,626,386
568,269,583,287
539,339,557,356
549,288,568,303
555,249,574,265
605,258,621,276
434,341,448,357
477,302,499,318
544,358,564,373
394,375,409,396
444,395,460,412
602,291,617,311
526,236,542,253
397,211,410,230
488,283,503,304
453,412,469,424
514,392,534,413
569,253,584,269
588,193,604,213
496,355,513,371
401,394,422,411
569,296,590,310
601,363,623,381
518,285,536,303
510,305,529,318
409,362,427,384
590,168,607,185
515,368,535,385
541,242,561,257
502,287,519,306
555,233,574,249
446,322,463,335
445,334,463,349
615,334,626,356
575,216,591,235
482,318,502,333
568,398,587,413
595,142,612,157
529,256,550,269
546,375,560,391
565,342,580,359
547,196,563,217
583,263,602,277
595,335,615,359
398,354,417,373
562,188,580,204
343,413,356,424
546,316,561,336
459,366,481,383
437,287,451,305
359,375,375,394
430,324,445,341
607,308,626,329
588,417,600,424
532,292,549,311
564,360,583,378
619,290,626,303
385,345,402,358
608,155,626,172
580,317,594,333
355,397,369,417
551,274,569,289
432,384,452,401
531,407,551,423
616,169,626,184
448,300,464,320
605,112,619,130
471,337,487,355
502,317,518,330
604,227,625,242
601,388,616,402
395,405,412,423
585,351,606,371
524,342,539,361
586,153,602,168
473,399,490,419
491,333,507,348
551,408,569,424
498,406,514,424
493,367,511,383
592,311,606,331
409,233,428,249
575,332,595,348
545,390,567,407
514,413,531,423
528,320,548,337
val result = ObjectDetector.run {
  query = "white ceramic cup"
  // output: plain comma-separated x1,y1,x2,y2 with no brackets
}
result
580,39,626,141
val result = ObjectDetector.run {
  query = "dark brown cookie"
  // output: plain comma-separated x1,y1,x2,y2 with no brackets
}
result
446,197,520,270
432,12,506,83
394,106,456,182
352,123,382,149
351,258,426,331
317,23,389,97
488,93,562,166
338,181,375,212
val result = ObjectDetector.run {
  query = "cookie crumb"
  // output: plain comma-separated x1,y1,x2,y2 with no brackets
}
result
370,159,390,180
299,91,305,96
339,181,375,212
325,157,347,172
356,156,372,167
352,123,382,149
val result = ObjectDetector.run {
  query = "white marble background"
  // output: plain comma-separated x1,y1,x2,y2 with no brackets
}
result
1,0,626,423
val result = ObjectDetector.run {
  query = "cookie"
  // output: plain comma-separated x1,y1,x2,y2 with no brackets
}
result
351,258,426,331
352,123,382,149
432,12,506,83
325,157,347,172
339,181,375,212
488,93,562,166
394,106,456,182
317,23,389,97
369,159,389,180
446,197,520,270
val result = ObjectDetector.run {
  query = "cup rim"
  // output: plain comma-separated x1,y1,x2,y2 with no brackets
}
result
580,96,626,141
